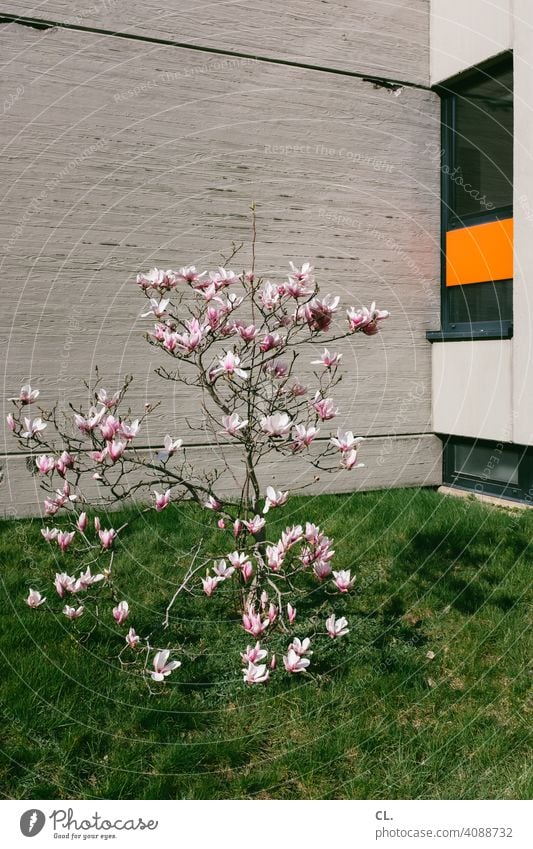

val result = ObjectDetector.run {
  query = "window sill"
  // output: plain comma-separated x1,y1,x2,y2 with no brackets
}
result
426,325,513,342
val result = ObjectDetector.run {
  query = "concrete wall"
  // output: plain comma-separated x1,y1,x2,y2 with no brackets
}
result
0,6,442,516
2,1,431,85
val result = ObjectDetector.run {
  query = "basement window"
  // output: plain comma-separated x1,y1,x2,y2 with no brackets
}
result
442,437,533,503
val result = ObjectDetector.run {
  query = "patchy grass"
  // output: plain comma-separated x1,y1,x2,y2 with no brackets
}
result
0,488,531,799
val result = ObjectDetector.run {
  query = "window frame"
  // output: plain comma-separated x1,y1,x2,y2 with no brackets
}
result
432,52,514,341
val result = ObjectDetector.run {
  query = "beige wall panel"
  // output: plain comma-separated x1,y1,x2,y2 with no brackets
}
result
2,0,430,85
432,341,513,441
430,0,512,84
0,433,443,517
0,25,440,512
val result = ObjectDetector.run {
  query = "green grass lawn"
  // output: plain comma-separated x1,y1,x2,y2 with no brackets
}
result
0,488,531,800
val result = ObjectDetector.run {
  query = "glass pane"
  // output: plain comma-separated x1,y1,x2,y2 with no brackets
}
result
454,442,519,485
453,65,513,217
447,278,513,324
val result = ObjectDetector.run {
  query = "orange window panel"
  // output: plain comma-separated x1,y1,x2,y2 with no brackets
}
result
446,218,513,287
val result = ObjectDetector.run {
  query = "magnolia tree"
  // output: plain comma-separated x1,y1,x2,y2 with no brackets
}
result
8,222,389,687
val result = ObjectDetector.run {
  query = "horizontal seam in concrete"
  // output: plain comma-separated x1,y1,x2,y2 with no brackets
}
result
0,432,437,458
0,12,432,92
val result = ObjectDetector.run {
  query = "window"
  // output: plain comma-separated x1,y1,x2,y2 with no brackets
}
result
431,55,513,340
442,437,533,503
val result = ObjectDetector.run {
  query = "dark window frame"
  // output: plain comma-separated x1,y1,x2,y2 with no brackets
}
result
441,435,533,504
428,53,514,342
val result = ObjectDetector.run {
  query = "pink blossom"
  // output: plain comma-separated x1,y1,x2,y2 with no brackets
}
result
63,604,84,620
41,526,59,542
6,413,16,432
153,489,171,511
266,543,285,571
267,603,278,623
228,551,250,571
258,280,280,310
341,449,364,471
281,525,303,548
172,318,208,353
233,518,243,537
163,434,183,455
141,297,170,319
99,415,121,441
330,429,363,453
326,614,349,638
151,649,181,682
107,440,126,462
76,512,88,532
288,261,314,287
311,392,339,421
243,515,266,535
211,351,248,380
220,412,248,437
260,412,292,437
242,561,253,582
96,388,120,408
289,381,308,397
283,648,310,673
57,531,75,552
263,486,288,514
98,528,117,550
264,359,289,379
311,348,342,368
287,603,297,624
259,332,283,352
119,420,140,441
217,518,226,529
301,295,340,331
21,417,47,438
242,605,269,637
75,406,105,433
74,567,104,591
235,323,258,341
347,302,389,335
213,559,235,579
54,572,75,597
112,600,129,625
94,517,101,532
241,642,267,664
243,661,269,684
206,305,224,329
314,560,333,580
270,654,277,670
36,455,55,474
178,265,206,285
136,267,176,290
126,627,140,648
15,384,40,405
26,588,46,608
204,495,221,511
206,266,238,290
201,574,224,596
291,424,319,452
305,523,321,544
55,450,75,476
289,637,312,656
332,569,355,592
